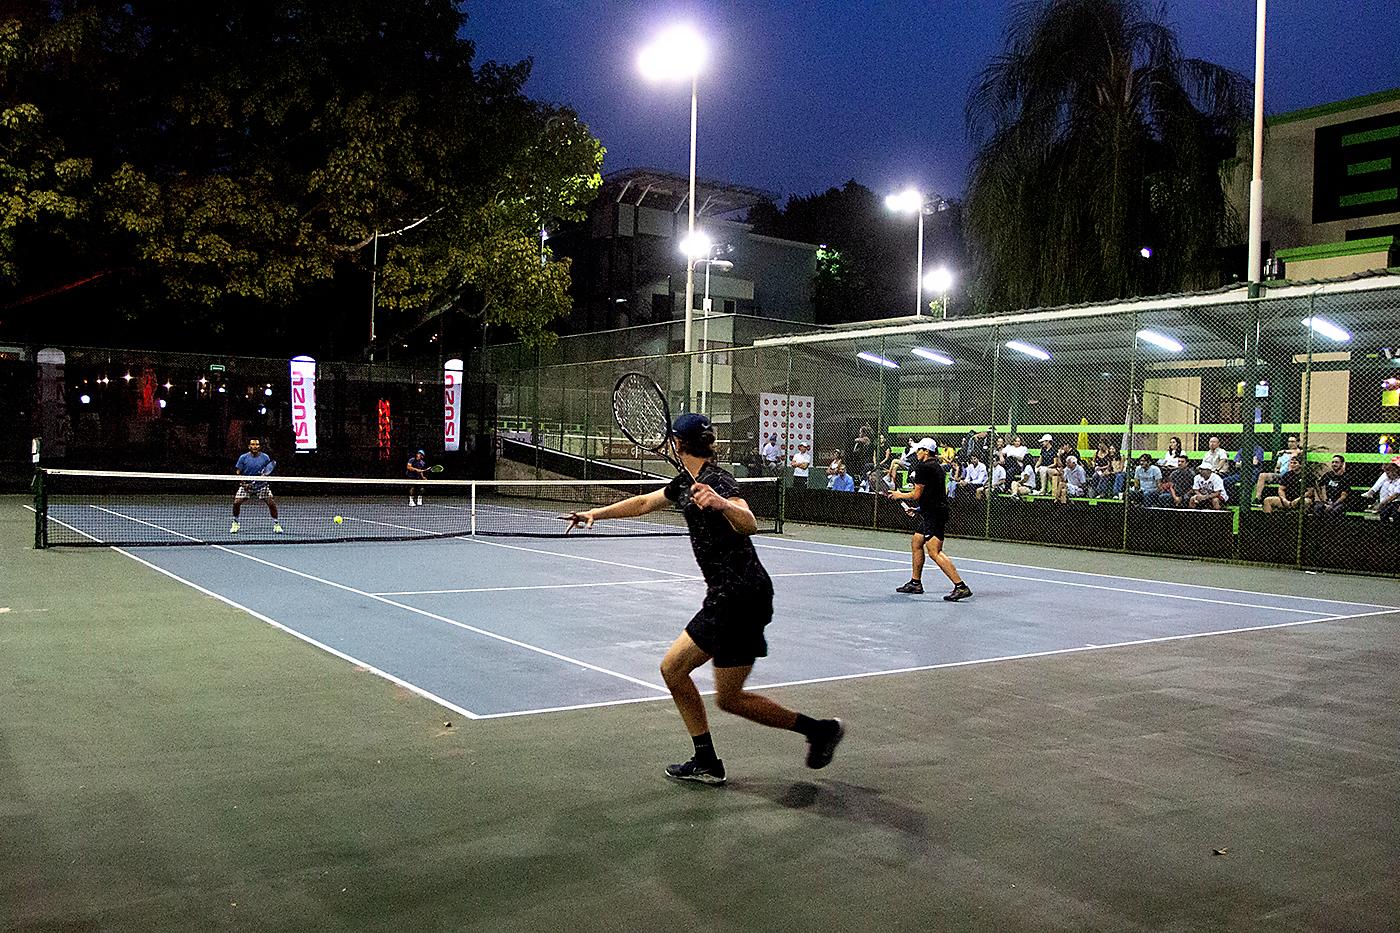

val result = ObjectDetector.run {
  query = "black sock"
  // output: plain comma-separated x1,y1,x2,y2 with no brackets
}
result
691,732,718,763
792,714,831,740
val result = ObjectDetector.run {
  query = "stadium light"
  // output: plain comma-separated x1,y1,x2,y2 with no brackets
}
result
1136,329,1184,353
679,231,713,259
923,267,954,318
857,351,900,369
1304,316,1351,342
1005,340,1051,361
911,347,955,365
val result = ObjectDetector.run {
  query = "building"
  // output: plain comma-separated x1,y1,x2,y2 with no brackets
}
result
1229,88,1400,280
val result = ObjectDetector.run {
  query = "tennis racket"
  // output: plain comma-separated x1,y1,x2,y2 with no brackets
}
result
427,464,444,473
259,458,277,476
612,372,694,505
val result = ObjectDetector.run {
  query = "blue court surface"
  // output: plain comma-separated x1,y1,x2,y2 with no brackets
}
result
79,517,1398,720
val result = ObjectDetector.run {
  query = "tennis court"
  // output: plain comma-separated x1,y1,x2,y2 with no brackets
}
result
6,488,1400,931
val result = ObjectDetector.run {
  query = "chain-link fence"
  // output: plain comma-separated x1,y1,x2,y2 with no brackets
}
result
483,276,1400,576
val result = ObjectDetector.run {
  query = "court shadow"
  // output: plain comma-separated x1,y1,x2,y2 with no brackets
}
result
731,778,930,843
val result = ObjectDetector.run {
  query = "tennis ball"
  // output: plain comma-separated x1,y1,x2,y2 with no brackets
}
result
333,515,343,524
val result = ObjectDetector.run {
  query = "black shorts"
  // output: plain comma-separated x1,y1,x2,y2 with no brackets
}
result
686,592,773,668
915,510,948,541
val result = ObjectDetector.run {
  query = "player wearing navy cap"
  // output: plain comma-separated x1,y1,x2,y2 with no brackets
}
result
561,412,844,785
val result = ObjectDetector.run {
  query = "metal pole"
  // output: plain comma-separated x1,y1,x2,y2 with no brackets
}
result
684,73,698,353
369,231,379,361
702,259,713,411
1246,0,1267,293
915,208,925,317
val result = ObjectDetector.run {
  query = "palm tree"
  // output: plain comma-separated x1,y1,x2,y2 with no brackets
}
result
964,0,1249,313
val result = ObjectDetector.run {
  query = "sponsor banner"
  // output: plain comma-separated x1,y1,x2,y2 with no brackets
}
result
289,355,318,451
758,393,815,458
444,358,464,452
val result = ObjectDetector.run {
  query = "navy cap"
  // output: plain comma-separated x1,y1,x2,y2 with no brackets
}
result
672,412,712,440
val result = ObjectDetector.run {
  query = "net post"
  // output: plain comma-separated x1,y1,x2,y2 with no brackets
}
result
32,467,47,549
471,482,477,536
774,475,785,534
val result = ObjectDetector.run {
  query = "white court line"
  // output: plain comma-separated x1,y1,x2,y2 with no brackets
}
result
85,507,670,695
33,508,481,720
376,566,904,597
752,540,1355,615
764,534,1399,610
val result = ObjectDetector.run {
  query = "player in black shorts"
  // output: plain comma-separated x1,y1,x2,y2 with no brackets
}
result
885,437,971,601
560,412,844,786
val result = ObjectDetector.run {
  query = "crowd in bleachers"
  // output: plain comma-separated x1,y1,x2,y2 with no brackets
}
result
751,427,1400,523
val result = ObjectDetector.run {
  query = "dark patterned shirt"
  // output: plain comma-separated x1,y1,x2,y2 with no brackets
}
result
665,462,773,601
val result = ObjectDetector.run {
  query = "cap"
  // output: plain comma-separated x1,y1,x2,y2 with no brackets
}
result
1197,463,1213,472
798,441,810,448
1040,434,1053,442
416,449,425,456
914,437,938,452
1065,455,1077,465
672,412,712,441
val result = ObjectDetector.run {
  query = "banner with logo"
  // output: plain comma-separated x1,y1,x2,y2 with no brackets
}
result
758,393,814,459
444,358,464,452
289,355,318,451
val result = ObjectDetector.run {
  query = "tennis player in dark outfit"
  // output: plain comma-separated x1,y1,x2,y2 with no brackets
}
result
886,437,971,600
560,413,844,786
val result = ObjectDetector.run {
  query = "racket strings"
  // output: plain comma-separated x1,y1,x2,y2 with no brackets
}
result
614,378,670,451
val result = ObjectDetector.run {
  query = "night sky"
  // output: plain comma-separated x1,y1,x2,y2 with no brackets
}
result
468,0,1400,202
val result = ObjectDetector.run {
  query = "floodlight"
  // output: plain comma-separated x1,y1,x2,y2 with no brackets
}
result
911,347,954,365
1136,329,1184,352
1005,340,1051,361
857,351,900,369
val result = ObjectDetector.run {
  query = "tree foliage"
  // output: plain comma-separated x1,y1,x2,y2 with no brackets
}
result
964,0,1248,313
0,1,603,350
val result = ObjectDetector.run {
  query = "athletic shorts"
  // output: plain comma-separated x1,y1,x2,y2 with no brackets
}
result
915,510,948,541
686,591,774,668
234,483,273,501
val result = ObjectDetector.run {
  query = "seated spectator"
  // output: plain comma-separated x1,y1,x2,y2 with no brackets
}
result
829,463,855,492
889,435,921,486
1003,434,1029,476
1159,436,1184,470
851,427,873,472
1089,443,1114,497
1189,463,1227,510
875,434,894,473
1227,441,1264,500
1130,453,1162,505
1200,436,1230,473
1262,467,1305,513
1009,461,1036,498
1056,455,1088,503
1035,434,1057,492
956,455,988,500
1312,455,1352,515
761,433,782,470
979,458,1008,500
1361,459,1400,522
825,450,846,483
1164,457,1196,508
1253,435,1302,502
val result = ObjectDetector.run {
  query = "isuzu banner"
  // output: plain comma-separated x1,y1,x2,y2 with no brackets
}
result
289,355,318,451
444,358,464,452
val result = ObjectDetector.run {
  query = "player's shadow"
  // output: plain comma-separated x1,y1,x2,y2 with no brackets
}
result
732,778,930,846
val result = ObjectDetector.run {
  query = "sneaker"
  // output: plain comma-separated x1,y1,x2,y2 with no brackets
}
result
273,523,284,534
895,579,924,594
665,757,726,786
229,521,240,534
806,719,845,770
416,498,423,506
408,499,417,507
943,582,973,602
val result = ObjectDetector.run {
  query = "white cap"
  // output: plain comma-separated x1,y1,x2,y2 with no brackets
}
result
915,437,938,452
1197,463,1213,472
1040,434,1053,442
1065,455,1077,465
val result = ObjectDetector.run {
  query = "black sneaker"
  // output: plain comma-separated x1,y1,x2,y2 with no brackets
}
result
895,579,924,594
943,582,973,602
666,757,726,785
805,719,845,770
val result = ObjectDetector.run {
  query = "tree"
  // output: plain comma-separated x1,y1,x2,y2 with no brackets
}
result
964,0,1248,313
0,2,602,351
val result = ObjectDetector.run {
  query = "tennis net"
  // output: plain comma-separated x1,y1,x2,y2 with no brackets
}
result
34,469,782,548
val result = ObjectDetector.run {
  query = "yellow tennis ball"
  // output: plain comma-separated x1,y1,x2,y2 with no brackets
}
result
333,515,343,524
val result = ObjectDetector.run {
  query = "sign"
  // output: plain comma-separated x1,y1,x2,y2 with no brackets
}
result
444,358,464,452
758,393,815,460
289,355,318,451
208,364,226,372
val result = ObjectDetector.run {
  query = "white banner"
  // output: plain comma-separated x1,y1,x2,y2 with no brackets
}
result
758,393,815,459
289,355,318,451
444,358,464,452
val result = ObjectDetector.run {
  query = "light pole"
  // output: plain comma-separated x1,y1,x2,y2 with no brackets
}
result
639,25,707,355
923,267,954,319
680,231,734,410
886,188,948,317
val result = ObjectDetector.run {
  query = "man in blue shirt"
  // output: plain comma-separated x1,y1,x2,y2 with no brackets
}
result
231,437,281,534
830,463,855,492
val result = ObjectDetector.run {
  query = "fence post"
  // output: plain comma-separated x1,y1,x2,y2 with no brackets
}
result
1120,312,1140,553
1294,294,1317,569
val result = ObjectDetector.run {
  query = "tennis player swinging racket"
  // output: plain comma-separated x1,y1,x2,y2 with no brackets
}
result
559,373,844,785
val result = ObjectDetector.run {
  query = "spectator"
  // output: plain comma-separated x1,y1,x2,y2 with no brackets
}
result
851,426,873,472
1200,436,1230,473
875,434,894,473
1089,443,1114,497
1312,455,1351,515
825,450,846,482
1227,441,1265,501
1164,456,1196,508
1189,463,1227,510
1009,460,1036,497
1003,434,1029,475
1035,434,1057,492
889,435,921,486
761,434,782,470
1130,453,1162,505
1362,459,1400,522
1108,446,1128,497
1056,455,1088,503
979,457,1007,500
829,463,855,492
1159,436,1184,470
958,455,988,500
1253,435,1302,502
790,442,812,489
1262,467,1305,513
